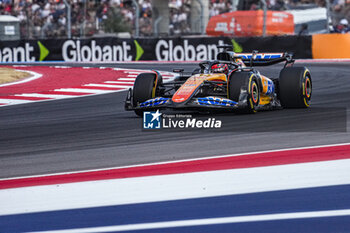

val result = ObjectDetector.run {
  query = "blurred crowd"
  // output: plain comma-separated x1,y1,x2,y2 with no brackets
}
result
1,0,350,38
210,0,350,33
330,0,350,32
169,0,191,35
1,0,78,38
209,0,232,17
0,0,154,38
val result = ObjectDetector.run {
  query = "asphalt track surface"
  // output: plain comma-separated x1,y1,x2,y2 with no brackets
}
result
0,62,349,178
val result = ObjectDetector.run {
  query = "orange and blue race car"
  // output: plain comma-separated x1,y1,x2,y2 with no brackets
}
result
125,45,312,116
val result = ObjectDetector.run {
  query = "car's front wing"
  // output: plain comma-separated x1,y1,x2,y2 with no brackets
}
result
125,90,242,111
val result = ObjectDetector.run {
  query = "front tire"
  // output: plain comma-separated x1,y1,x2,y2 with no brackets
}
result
278,67,312,108
132,72,162,116
228,72,260,113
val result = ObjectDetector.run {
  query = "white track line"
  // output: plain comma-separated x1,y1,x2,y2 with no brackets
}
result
29,209,350,233
83,84,125,88
103,85,130,88
0,99,34,104
16,93,76,99
104,81,134,85
0,70,42,87
113,68,146,72
54,88,119,94
118,78,136,81
0,88,129,108
51,66,71,69
12,65,29,67
84,84,131,89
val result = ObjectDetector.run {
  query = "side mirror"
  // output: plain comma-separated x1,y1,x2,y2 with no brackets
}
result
252,50,258,60
250,50,258,67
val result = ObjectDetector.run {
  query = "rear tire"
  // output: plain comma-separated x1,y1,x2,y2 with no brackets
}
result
133,72,162,117
228,72,260,113
278,67,312,108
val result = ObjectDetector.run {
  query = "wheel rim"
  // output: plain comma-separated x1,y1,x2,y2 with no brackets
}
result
251,82,258,104
305,77,311,98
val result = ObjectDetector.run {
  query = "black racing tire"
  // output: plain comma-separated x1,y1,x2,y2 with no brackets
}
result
228,71,260,113
278,67,312,108
132,72,162,117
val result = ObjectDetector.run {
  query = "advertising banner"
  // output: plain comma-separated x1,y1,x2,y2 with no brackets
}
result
312,34,350,59
206,11,294,37
0,35,312,62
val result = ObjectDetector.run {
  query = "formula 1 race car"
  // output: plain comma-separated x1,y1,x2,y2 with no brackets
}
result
125,45,312,116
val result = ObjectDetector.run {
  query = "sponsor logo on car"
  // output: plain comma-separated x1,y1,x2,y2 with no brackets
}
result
236,53,283,60
266,80,274,95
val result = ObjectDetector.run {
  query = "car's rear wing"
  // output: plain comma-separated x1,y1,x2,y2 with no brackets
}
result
235,53,284,60
235,52,294,67
217,46,294,67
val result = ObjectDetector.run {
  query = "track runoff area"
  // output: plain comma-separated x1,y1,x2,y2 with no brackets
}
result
0,61,350,232
0,66,176,107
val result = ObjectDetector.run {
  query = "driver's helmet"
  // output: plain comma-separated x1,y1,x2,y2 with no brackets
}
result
211,63,229,74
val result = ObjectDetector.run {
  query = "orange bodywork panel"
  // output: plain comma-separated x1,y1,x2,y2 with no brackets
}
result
260,75,270,94
206,10,294,37
172,74,227,103
259,75,274,105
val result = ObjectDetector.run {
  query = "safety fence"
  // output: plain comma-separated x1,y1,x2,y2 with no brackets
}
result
0,34,348,63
